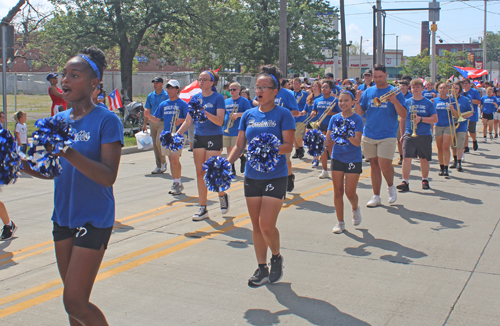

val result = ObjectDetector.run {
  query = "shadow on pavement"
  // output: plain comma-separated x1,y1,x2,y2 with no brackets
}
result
243,282,370,326
386,204,466,230
344,229,427,264
0,240,18,270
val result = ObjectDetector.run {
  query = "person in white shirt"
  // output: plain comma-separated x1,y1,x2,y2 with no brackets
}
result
14,111,28,153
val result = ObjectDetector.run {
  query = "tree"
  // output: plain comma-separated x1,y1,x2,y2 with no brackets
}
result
482,31,500,63
400,50,431,78
400,49,472,80
37,0,186,100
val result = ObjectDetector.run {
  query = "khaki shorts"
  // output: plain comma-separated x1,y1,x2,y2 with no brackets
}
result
286,153,291,162
161,146,183,157
434,125,452,138
295,125,306,138
223,136,238,148
361,136,397,160
451,131,466,149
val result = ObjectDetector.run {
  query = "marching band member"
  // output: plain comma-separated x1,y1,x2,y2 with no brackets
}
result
176,70,229,221
357,69,375,92
144,80,187,195
227,65,295,287
397,79,437,191
422,81,437,102
223,81,251,174
324,87,363,234
434,82,454,176
292,77,309,159
354,63,406,207
494,88,500,137
324,72,342,97
480,87,499,142
449,82,473,172
305,80,323,167
462,78,481,151
311,80,341,179
397,81,413,165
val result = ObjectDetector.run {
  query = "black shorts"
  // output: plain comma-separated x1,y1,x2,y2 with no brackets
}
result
53,222,113,250
330,159,362,174
193,134,223,151
244,176,288,200
468,120,476,133
482,113,494,120
402,133,432,161
306,123,313,129
319,124,328,132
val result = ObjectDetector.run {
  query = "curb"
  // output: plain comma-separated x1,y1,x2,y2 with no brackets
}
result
121,146,152,155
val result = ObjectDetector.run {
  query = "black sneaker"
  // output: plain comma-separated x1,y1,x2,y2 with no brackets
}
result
292,150,300,159
464,147,470,153
240,155,246,173
248,266,269,287
397,158,403,165
219,193,229,214
422,180,430,189
396,181,409,192
269,255,284,283
443,170,450,177
297,147,305,158
0,222,17,240
449,161,457,169
473,141,478,151
438,169,444,176
457,164,463,172
496,134,499,139
287,174,295,192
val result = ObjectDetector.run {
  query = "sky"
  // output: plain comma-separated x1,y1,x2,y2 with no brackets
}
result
1,0,500,57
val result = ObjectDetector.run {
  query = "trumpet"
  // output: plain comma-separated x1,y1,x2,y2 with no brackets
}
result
295,114,315,133
410,103,418,138
170,105,180,133
373,86,402,107
224,104,239,134
310,99,337,130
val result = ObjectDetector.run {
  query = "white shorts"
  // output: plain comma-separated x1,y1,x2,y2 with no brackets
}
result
494,112,500,121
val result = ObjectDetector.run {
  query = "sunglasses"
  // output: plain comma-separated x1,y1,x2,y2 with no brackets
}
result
229,88,239,91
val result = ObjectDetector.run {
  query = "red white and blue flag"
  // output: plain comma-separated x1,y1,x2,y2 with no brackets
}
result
453,66,488,79
107,89,123,111
473,81,481,87
180,80,201,103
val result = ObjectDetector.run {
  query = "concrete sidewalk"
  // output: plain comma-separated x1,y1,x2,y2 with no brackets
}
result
0,138,499,325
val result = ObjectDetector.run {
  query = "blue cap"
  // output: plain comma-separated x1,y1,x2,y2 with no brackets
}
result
46,73,58,81
97,94,104,99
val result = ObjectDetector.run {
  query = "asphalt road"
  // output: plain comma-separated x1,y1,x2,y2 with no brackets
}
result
0,138,499,325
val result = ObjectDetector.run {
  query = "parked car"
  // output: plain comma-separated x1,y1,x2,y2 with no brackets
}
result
7,74,47,95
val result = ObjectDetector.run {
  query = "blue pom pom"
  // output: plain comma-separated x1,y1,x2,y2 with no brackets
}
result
0,129,22,185
202,156,235,192
247,133,281,172
26,116,75,177
331,117,356,147
160,131,184,152
188,97,208,122
303,130,326,157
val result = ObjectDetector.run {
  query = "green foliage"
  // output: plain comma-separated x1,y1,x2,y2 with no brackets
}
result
481,31,500,62
401,49,472,80
400,50,431,78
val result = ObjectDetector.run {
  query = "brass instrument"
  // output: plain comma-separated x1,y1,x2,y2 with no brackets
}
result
170,105,180,133
224,104,239,133
447,89,466,126
310,99,337,130
410,101,418,138
296,91,304,104
295,114,315,133
446,94,458,148
373,86,402,107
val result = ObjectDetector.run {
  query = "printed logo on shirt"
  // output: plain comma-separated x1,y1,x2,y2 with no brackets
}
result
410,104,427,114
435,102,449,111
248,119,277,128
74,130,91,142
76,227,87,237
205,103,214,109
275,98,282,106
348,163,355,170
265,184,274,192
207,141,213,148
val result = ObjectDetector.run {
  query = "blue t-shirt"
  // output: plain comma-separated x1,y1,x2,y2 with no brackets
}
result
305,95,321,122
53,106,124,229
313,96,340,127
145,90,169,113
357,82,375,91
403,92,412,100
223,97,251,137
463,88,481,122
248,97,256,108
481,96,499,115
332,84,342,97
404,97,436,136
154,98,188,132
274,88,299,113
359,85,406,139
97,103,108,110
293,90,309,123
191,92,225,136
434,96,454,127
422,90,437,100
328,113,364,163
455,95,472,133
239,106,295,180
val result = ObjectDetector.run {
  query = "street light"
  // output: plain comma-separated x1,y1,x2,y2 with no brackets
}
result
360,37,369,77
346,40,353,78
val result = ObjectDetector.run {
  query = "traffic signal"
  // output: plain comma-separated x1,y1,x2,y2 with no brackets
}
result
467,53,472,61
471,53,474,62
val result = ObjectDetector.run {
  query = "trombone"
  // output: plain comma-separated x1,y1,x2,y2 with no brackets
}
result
446,95,458,148
310,99,337,130
224,104,239,134
373,86,402,107
447,88,466,126
170,105,180,133
410,102,418,138
295,114,314,133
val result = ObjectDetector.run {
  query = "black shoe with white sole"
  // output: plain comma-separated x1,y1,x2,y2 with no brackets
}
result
248,266,269,287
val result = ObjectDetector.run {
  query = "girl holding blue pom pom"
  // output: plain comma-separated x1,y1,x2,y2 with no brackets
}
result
176,70,229,221
325,87,364,234
22,46,123,325
227,65,295,287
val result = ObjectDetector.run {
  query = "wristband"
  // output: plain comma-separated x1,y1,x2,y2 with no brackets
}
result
420,116,423,123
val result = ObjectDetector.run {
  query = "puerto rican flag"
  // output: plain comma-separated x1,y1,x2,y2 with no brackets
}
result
473,81,481,87
180,80,202,103
453,66,488,79
107,89,123,111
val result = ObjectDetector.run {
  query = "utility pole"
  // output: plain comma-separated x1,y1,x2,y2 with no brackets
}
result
429,0,440,83
2,24,7,122
483,0,487,81
376,0,382,64
279,0,287,79
340,0,348,79
360,36,363,78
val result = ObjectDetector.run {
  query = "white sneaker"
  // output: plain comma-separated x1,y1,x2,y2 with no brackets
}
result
352,207,362,226
461,153,465,162
387,184,397,204
192,206,209,221
319,170,329,179
366,195,381,207
160,163,167,173
151,167,161,174
332,221,345,234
